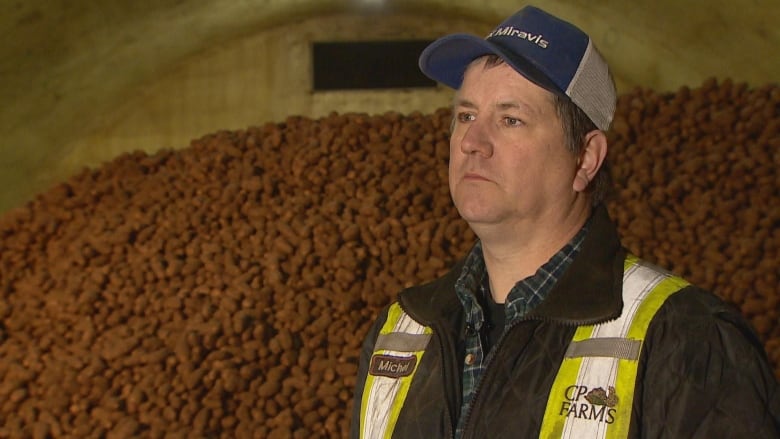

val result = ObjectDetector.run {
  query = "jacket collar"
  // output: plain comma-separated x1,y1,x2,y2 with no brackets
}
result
399,205,624,327
526,205,625,325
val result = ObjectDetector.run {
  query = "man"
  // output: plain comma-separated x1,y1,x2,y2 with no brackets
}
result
351,5,779,438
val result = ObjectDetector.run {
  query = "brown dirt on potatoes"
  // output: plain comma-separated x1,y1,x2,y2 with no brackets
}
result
0,78,777,437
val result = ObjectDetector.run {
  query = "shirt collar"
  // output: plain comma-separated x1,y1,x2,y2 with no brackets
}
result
455,220,590,327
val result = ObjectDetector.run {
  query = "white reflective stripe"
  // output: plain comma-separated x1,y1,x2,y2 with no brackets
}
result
559,259,668,439
362,306,428,439
364,375,402,438
394,312,427,335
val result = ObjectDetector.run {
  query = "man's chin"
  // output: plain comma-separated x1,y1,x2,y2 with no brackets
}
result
455,207,504,228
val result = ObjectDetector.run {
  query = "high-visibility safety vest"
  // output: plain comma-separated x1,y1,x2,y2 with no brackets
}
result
359,255,689,439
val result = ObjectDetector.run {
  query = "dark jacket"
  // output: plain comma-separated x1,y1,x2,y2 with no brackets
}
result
352,207,780,438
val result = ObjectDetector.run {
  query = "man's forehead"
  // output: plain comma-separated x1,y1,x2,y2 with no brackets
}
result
453,73,555,115
461,59,554,97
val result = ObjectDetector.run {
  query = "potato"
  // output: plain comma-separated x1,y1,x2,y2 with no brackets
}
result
0,79,776,437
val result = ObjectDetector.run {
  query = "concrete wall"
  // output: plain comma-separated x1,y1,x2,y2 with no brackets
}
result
1,0,778,213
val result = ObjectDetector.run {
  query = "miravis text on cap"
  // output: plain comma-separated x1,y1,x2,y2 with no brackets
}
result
418,5,617,131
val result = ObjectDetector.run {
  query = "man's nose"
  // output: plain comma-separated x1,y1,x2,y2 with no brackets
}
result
459,120,494,158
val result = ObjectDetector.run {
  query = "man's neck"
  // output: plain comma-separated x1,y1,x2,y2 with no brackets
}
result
476,205,591,303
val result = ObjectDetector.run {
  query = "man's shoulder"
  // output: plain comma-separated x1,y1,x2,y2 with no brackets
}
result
397,259,465,322
659,284,748,324
639,284,779,436
649,284,768,357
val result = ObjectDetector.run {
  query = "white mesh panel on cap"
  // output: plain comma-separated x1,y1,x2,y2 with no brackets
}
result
566,40,617,131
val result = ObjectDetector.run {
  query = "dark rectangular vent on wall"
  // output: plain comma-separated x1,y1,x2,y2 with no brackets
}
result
312,40,437,91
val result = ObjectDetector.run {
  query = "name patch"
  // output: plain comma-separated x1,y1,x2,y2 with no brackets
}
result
369,354,417,378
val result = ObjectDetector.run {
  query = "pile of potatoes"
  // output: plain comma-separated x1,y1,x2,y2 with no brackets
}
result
0,78,777,438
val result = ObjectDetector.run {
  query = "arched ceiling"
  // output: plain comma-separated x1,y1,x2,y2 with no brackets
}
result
1,0,778,213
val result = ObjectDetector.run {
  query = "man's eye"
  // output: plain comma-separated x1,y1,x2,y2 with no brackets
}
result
457,113,475,122
505,117,522,126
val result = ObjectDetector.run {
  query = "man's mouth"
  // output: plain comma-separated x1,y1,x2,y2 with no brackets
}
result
463,172,491,182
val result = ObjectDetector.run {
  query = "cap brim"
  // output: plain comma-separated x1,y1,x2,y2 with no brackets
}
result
418,34,564,96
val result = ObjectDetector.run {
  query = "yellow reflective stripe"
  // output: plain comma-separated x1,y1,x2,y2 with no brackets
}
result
603,357,636,439
540,254,689,439
625,273,689,341
540,324,596,438
361,303,405,439
360,303,431,439
572,324,597,343
607,271,688,439
623,253,639,271
384,301,406,334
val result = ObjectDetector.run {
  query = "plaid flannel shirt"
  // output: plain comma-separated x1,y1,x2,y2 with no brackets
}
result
453,225,587,438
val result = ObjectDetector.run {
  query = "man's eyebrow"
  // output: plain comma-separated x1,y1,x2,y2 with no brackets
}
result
451,97,477,109
452,97,538,115
496,100,537,115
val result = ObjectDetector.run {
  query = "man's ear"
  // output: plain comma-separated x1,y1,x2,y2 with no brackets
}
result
573,130,608,192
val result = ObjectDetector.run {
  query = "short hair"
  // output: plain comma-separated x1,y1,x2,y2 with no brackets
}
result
459,54,612,206
552,93,612,206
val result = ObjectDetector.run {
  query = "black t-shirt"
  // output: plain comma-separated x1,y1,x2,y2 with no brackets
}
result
478,277,505,354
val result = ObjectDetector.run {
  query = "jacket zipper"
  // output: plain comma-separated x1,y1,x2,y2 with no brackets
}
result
460,315,583,439
459,317,524,438
399,300,603,438
440,328,456,439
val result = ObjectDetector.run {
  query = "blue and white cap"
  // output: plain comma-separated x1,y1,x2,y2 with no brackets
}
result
419,5,616,131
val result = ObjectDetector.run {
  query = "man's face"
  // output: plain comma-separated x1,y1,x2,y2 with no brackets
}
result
448,58,580,230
